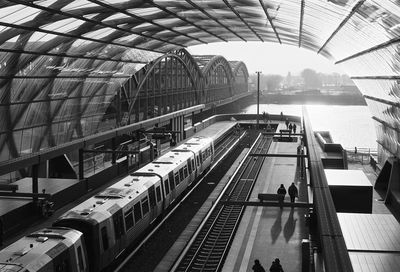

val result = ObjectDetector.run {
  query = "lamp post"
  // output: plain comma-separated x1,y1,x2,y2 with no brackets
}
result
256,71,262,129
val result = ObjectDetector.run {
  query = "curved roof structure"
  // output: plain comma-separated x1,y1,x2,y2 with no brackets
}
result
0,0,399,163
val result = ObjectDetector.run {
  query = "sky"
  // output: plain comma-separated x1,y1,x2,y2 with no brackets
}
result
188,42,345,76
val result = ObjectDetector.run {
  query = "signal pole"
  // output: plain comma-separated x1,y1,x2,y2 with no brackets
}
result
256,71,262,129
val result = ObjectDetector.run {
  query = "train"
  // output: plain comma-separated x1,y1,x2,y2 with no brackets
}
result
0,136,215,272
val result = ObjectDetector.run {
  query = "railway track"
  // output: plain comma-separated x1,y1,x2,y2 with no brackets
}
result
173,134,272,272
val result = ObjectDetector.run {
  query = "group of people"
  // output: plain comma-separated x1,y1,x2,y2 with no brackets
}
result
278,182,298,204
252,258,284,272
284,118,297,134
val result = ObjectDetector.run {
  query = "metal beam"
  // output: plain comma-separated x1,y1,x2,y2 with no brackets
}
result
318,0,365,54
7,0,185,49
183,0,246,41
222,0,264,42
336,36,400,64
351,75,400,80
0,192,51,199
87,0,206,45
0,75,131,79
298,0,305,48
372,116,400,134
249,153,307,158
0,21,164,54
220,200,312,208
0,48,147,64
82,149,140,154
145,0,228,42
364,95,400,108
259,0,281,44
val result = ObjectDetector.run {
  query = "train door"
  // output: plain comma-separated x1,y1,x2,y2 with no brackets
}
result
52,248,71,272
210,142,215,162
148,186,158,222
76,244,88,272
112,209,125,259
187,158,193,184
168,171,176,202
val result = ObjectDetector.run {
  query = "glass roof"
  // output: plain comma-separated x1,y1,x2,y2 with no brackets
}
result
1,0,400,162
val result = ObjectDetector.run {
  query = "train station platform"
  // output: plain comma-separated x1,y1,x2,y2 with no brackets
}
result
222,123,308,272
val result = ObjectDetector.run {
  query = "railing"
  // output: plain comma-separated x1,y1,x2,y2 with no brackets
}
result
345,147,377,165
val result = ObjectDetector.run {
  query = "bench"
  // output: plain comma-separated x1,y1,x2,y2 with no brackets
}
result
258,193,284,203
279,129,291,134
0,184,18,193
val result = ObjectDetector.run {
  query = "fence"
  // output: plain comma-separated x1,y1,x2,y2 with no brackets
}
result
345,147,377,165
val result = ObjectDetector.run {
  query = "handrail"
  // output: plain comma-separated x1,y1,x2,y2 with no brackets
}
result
303,106,353,272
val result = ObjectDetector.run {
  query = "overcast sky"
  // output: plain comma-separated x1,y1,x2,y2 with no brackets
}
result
188,42,345,76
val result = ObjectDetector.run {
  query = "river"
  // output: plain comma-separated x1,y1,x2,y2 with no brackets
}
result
242,104,377,150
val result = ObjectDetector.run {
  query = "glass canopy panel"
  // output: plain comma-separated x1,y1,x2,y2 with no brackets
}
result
103,13,132,24
302,0,360,51
128,7,163,17
61,0,99,12
322,1,400,61
0,5,41,25
41,18,85,33
337,42,400,76
355,79,400,101
83,28,117,40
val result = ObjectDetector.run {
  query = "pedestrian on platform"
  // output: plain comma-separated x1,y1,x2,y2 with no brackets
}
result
277,184,287,208
285,118,289,129
252,259,266,272
288,182,298,203
288,123,293,132
293,123,297,134
269,258,284,272
280,111,284,121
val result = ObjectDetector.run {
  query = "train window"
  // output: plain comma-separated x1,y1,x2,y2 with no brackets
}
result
187,159,192,174
101,226,109,251
164,179,170,195
142,197,149,215
134,202,142,222
148,186,156,207
77,246,84,271
156,186,162,202
124,208,134,231
179,168,184,181
192,159,195,170
196,155,200,166
174,172,180,185
55,259,69,272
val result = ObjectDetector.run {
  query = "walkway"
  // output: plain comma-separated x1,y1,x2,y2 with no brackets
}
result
223,121,308,272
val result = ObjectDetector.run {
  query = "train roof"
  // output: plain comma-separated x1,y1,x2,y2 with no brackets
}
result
57,136,213,224
0,228,81,271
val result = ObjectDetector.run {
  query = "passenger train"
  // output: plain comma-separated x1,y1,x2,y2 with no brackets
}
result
0,136,214,272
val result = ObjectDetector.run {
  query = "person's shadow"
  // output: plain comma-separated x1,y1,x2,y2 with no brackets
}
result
270,209,282,244
283,208,297,242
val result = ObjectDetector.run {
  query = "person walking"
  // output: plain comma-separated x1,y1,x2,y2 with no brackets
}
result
277,184,287,208
269,258,284,272
293,123,297,134
288,123,293,132
252,259,266,272
288,182,298,203
285,118,289,129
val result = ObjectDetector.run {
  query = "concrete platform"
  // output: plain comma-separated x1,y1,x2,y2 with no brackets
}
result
223,126,308,272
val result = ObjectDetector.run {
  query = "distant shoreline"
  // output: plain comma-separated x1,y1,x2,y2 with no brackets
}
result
259,93,367,106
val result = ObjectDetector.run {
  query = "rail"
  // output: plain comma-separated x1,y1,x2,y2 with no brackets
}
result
172,134,272,272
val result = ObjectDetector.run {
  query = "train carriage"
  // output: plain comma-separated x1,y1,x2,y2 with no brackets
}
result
0,227,88,272
1,135,215,272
